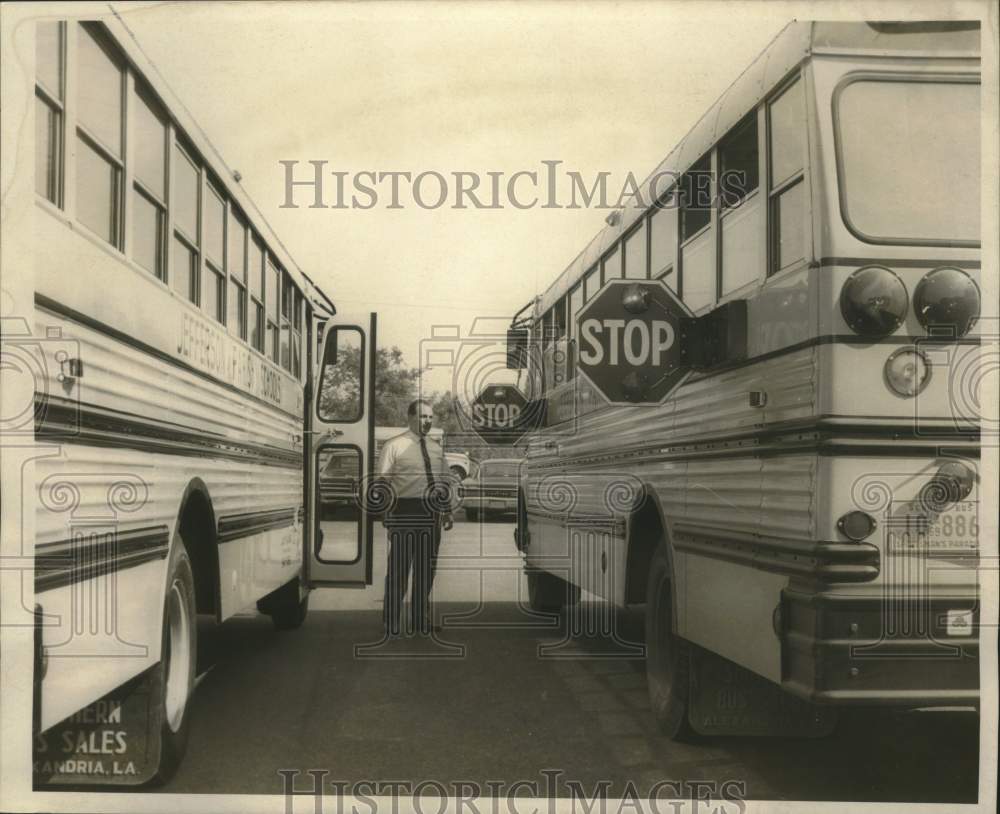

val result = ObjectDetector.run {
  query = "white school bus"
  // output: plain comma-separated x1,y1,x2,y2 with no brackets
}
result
14,15,378,784
510,21,981,737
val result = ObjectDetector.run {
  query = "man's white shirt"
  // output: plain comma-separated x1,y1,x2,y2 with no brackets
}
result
377,429,450,501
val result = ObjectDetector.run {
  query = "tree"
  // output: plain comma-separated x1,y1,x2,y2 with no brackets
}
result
318,345,422,426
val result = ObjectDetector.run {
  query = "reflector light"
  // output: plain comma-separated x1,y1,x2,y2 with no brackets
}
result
884,347,931,397
913,267,980,338
840,267,908,337
838,510,877,542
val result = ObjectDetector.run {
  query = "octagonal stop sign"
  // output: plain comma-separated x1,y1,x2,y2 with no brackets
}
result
469,383,532,445
576,279,693,404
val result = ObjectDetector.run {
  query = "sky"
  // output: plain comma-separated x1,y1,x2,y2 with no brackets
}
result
106,0,802,395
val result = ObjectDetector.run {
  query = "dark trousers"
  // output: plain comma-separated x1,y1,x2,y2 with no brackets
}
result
383,499,442,634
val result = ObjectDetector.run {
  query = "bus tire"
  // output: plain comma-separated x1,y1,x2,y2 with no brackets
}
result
645,546,693,741
526,567,578,613
260,579,310,631
152,539,197,784
466,507,479,522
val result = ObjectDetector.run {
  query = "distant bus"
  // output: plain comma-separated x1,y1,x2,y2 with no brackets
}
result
25,16,378,784
510,21,981,737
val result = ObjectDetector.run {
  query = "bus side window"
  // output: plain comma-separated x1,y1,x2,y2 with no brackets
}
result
649,197,678,292
719,112,764,295
768,78,806,274
567,283,583,381
679,153,715,312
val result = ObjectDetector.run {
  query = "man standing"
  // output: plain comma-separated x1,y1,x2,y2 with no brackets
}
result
377,399,454,637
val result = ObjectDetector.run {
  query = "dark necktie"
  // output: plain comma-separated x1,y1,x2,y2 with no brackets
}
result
418,436,435,488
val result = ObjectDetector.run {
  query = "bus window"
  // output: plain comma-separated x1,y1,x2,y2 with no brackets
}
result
836,78,979,243
649,201,677,291
553,296,567,339
35,22,63,205
603,244,622,281
624,221,647,279
203,183,226,323
318,327,365,422
680,154,715,311
293,289,304,378
249,236,265,352
768,79,805,273
228,211,248,339
720,113,764,295
172,144,200,301
280,272,294,371
583,265,600,300
567,283,583,381
131,85,167,280
266,257,281,363
76,25,124,247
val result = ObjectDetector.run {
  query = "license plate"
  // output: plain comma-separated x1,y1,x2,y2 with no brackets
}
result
926,501,978,555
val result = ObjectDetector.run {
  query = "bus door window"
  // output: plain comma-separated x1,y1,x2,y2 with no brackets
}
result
767,77,806,274
679,153,715,311
317,326,365,423
719,112,764,296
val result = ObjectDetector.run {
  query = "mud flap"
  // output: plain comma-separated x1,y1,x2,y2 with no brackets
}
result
33,663,164,787
687,646,837,737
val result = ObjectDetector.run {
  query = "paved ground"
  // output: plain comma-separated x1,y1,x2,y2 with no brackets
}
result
161,518,980,803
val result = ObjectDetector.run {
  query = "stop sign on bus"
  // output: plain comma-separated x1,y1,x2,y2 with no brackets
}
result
576,280,693,404
468,383,534,445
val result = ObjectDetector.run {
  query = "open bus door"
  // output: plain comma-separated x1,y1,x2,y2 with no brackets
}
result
306,312,377,586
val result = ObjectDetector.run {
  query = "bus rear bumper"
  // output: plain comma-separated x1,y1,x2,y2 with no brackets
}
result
780,589,979,707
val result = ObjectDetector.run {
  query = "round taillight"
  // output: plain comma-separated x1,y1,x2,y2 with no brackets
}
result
840,266,908,337
913,267,980,338
838,510,877,542
920,461,976,513
884,347,931,397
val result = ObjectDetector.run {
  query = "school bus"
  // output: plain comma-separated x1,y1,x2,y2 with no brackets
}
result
17,15,378,783
510,21,981,737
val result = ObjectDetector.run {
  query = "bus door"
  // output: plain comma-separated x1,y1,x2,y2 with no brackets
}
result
306,312,377,586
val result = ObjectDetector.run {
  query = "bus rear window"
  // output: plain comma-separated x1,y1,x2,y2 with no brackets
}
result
836,78,979,244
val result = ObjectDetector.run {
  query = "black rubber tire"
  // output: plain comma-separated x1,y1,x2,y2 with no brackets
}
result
262,580,310,631
526,567,578,612
645,546,694,740
151,539,197,784
466,507,479,522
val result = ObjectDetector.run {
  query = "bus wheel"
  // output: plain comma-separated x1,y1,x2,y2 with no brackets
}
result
645,547,693,740
260,579,310,631
152,539,197,783
526,567,577,613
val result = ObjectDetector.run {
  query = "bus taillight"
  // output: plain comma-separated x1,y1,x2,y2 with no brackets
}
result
839,266,908,337
884,346,931,397
919,461,976,513
913,267,980,337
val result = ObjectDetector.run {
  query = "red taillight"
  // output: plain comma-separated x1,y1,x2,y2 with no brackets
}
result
840,266,908,337
913,267,980,338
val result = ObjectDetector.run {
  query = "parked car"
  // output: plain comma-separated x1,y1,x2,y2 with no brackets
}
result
460,458,521,521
